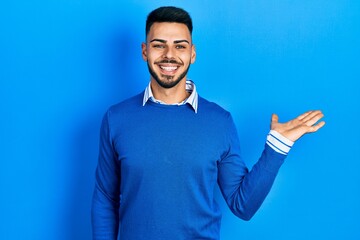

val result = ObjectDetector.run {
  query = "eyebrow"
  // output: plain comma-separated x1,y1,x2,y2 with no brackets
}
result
174,40,190,44
149,39,190,44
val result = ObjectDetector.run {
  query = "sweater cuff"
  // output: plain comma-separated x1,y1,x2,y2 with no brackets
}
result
266,130,294,155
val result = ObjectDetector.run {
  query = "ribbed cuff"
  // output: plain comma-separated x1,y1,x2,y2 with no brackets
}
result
266,130,294,155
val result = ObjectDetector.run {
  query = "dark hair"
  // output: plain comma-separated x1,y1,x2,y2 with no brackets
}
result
145,6,193,38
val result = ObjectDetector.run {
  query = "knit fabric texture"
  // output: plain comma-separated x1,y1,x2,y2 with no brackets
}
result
92,92,286,240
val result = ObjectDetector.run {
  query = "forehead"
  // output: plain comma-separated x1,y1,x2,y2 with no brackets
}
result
147,22,192,42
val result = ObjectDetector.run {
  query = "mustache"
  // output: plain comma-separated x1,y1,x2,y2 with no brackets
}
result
155,59,183,65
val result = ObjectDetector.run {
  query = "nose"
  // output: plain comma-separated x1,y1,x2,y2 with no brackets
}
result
163,46,175,59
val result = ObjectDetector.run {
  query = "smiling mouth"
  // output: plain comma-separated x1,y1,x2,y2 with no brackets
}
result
158,64,180,75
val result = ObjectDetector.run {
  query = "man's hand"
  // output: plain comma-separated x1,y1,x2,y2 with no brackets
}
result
270,110,325,142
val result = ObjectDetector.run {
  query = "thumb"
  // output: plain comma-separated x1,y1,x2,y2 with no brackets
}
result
271,113,279,129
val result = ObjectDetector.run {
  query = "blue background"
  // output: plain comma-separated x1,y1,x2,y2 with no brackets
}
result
1,0,359,239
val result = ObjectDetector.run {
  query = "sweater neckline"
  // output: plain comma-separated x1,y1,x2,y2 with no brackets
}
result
145,99,194,111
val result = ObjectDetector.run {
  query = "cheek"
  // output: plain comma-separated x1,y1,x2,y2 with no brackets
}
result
147,52,162,62
182,52,193,64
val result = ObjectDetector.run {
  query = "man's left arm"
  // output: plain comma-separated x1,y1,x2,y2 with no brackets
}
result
217,110,325,220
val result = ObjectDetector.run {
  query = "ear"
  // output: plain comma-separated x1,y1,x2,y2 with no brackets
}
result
190,44,196,64
141,42,147,61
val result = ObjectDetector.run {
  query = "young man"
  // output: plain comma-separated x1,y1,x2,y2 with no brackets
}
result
92,6,325,240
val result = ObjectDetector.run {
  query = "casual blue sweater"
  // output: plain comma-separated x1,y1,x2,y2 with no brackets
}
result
92,92,286,240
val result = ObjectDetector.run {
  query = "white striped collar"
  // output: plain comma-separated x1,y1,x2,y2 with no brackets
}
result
142,80,198,113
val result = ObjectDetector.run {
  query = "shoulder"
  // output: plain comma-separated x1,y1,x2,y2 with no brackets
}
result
198,96,231,119
197,96,238,142
108,92,143,113
103,92,144,123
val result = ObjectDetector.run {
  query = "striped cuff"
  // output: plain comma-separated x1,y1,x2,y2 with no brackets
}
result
266,130,294,155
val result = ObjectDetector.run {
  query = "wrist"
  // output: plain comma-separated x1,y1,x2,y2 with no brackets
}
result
266,130,294,155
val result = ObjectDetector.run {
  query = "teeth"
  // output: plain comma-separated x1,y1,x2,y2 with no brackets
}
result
160,66,178,71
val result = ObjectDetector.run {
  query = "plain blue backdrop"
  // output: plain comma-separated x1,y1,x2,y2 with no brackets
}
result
1,0,359,239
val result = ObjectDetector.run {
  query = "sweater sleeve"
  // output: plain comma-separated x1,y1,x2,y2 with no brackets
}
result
217,113,287,221
92,110,121,239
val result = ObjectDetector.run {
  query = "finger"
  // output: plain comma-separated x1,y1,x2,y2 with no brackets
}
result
271,113,279,124
308,121,326,132
301,110,322,123
297,111,313,120
304,111,324,127
270,114,279,129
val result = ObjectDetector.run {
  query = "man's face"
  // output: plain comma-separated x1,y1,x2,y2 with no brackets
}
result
142,22,196,89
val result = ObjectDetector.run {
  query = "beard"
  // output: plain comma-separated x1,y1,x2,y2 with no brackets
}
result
147,60,191,89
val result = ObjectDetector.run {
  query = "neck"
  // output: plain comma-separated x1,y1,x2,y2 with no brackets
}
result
150,79,189,104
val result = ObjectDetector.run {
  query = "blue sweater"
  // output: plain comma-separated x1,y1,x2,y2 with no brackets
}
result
92,92,286,240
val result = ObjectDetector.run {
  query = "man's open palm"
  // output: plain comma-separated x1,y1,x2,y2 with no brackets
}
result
271,110,325,142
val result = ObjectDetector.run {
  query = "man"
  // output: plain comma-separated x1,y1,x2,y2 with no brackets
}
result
92,6,325,240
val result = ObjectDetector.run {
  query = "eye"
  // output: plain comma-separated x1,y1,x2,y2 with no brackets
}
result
175,45,186,49
153,44,165,49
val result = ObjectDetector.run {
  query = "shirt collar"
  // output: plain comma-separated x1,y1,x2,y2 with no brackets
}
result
142,80,198,113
